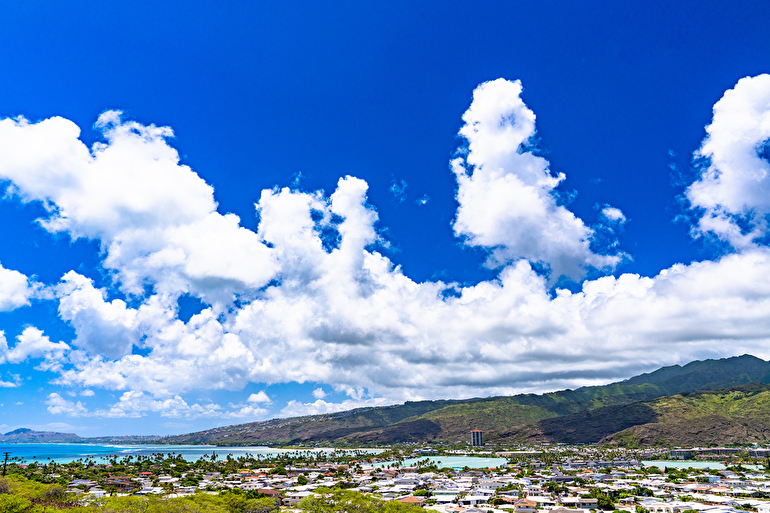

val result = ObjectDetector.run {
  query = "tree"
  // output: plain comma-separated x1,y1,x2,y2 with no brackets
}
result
589,489,615,511
545,481,567,495
223,493,280,513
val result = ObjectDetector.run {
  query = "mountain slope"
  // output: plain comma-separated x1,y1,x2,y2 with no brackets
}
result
474,383,770,445
163,399,464,444
161,354,770,445
512,354,770,415
605,383,770,446
0,429,82,443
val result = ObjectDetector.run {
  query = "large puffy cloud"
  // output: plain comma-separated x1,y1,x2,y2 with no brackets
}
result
452,79,623,280
0,112,277,304
5,77,770,420
687,74,770,248
55,302,256,396
50,197,770,404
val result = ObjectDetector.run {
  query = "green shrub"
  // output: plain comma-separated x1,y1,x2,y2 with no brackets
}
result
0,494,32,513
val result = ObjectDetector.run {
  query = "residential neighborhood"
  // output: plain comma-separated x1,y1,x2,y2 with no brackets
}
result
3,442,770,513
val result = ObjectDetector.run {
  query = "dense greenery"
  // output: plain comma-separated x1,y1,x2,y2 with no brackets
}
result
297,489,421,513
0,475,424,513
606,383,770,446
0,474,282,513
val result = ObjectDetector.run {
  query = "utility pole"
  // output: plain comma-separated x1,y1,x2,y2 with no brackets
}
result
2,452,9,477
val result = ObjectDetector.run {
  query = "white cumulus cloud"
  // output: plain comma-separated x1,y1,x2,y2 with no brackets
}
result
247,391,271,403
46,393,88,417
93,391,222,419
600,205,627,224
0,111,277,305
56,271,140,359
0,263,36,312
0,327,70,369
451,78,622,280
687,74,770,248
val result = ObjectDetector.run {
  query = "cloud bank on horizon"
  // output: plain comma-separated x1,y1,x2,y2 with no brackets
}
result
1,75,770,421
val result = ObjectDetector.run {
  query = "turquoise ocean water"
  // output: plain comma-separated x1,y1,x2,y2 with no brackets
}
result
0,444,382,464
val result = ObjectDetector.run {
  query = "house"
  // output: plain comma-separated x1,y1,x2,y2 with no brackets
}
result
472,486,497,497
104,479,137,493
514,498,538,513
435,495,458,505
528,496,557,507
551,508,587,513
459,495,490,506
398,496,427,507
68,479,98,489
562,497,583,507
284,491,313,506
646,501,693,513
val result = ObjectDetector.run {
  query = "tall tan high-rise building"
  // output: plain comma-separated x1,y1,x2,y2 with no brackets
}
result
471,429,483,446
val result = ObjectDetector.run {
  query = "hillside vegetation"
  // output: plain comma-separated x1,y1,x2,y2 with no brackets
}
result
605,383,770,446
158,354,770,445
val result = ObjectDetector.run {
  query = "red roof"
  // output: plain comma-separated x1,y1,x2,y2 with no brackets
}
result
398,496,426,504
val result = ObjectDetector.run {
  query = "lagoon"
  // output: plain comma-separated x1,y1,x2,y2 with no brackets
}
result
372,455,508,469
642,460,762,471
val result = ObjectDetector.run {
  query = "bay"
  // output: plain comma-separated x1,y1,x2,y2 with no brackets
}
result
0,443,383,464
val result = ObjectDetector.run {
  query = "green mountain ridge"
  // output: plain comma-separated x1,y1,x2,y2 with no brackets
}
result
161,354,770,446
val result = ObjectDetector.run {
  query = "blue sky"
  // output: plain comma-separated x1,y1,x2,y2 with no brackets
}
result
2,1,770,436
